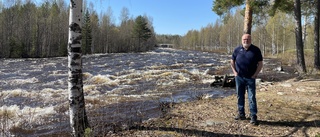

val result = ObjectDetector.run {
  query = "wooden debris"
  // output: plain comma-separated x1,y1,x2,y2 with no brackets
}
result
210,74,235,87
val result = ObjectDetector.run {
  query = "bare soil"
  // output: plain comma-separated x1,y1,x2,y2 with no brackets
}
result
106,58,320,137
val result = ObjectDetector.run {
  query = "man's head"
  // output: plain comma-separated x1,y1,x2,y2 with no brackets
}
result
242,34,251,49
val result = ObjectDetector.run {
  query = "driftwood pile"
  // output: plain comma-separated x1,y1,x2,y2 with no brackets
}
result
210,74,235,87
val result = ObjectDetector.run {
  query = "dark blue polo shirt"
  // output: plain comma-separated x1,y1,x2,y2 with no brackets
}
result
232,44,263,78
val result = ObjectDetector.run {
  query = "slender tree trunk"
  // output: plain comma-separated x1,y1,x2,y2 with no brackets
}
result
68,0,90,136
227,31,230,53
243,0,252,34
283,29,286,54
272,23,276,55
294,0,307,73
314,0,320,70
263,29,266,56
303,16,308,48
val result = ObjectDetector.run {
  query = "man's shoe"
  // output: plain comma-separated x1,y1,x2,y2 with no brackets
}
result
234,115,246,120
250,115,258,125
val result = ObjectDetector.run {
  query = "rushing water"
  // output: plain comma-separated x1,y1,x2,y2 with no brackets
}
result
0,48,235,136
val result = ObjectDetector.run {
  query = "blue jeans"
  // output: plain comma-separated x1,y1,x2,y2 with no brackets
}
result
235,76,257,116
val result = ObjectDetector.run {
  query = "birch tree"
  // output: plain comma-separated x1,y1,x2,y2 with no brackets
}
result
67,0,90,136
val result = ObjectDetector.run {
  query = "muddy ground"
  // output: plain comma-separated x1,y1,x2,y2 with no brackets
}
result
106,58,320,137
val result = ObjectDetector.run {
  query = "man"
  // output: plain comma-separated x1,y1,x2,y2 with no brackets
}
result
230,34,263,125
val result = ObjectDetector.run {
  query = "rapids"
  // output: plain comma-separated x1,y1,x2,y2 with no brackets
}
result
0,48,235,136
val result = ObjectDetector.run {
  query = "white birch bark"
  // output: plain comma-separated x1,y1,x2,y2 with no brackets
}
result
68,0,90,136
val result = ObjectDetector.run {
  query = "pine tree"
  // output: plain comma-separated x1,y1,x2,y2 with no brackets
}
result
212,0,268,34
293,0,307,73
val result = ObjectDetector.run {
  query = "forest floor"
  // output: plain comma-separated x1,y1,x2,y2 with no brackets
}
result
106,58,320,137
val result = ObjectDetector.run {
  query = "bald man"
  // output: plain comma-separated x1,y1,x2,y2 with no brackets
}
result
231,34,263,125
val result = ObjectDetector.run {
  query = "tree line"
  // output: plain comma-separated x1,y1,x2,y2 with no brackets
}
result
158,0,319,73
0,0,155,58
159,7,298,56
172,8,298,55
2,0,320,73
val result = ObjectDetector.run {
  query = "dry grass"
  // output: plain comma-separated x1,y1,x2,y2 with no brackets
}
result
277,49,320,74
107,79,320,137
105,53,320,137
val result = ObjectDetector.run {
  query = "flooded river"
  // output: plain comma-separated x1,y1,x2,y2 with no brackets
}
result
0,48,235,136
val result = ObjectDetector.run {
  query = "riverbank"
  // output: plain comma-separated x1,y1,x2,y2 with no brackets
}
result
107,59,320,137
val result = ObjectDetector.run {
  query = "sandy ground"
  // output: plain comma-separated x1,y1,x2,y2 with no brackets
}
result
105,58,320,137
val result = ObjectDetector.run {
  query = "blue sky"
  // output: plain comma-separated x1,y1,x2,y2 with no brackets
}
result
87,0,220,36
32,0,220,36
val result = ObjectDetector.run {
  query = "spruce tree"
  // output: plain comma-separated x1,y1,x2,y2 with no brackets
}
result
82,10,92,55
132,15,152,51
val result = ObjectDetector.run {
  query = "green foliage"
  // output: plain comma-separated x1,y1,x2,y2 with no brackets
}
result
212,0,269,25
58,43,68,56
133,15,152,41
269,0,294,16
82,10,92,55
9,37,23,58
212,0,244,16
132,15,152,52
84,128,93,137
250,0,270,15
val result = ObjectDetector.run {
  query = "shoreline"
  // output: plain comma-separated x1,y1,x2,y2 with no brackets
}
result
106,59,320,137
107,77,320,136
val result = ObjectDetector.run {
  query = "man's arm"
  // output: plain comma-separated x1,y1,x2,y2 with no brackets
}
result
230,59,238,76
252,61,263,78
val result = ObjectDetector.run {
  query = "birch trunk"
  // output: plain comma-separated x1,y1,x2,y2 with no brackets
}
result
68,0,90,136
